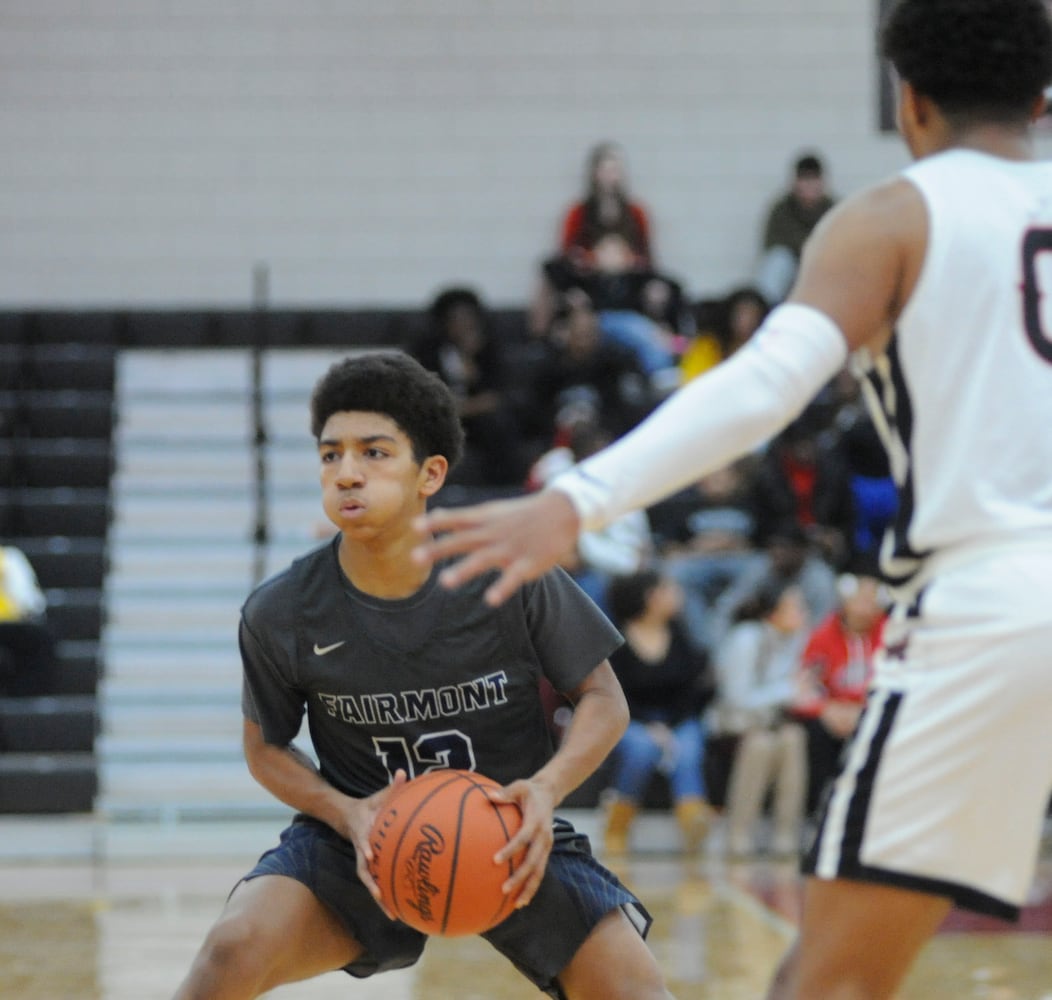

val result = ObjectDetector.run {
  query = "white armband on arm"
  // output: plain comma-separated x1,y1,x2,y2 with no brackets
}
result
551,303,849,532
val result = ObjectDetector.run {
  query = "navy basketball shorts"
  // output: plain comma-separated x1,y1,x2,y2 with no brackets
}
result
804,541,1052,920
242,814,652,996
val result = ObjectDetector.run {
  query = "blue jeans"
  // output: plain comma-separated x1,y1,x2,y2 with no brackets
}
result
608,717,707,801
598,310,676,375
666,550,761,653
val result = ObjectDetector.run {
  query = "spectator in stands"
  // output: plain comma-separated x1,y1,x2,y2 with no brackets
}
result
528,417,652,613
410,287,526,487
754,152,836,305
0,543,55,696
530,143,685,391
651,459,760,654
679,286,770,384
747,407,856,569
710,580,810,857
709,522,838,656
839,410,898,565
602,569,716,856
791,570,887,815
559,142,653,269
531,288,655,441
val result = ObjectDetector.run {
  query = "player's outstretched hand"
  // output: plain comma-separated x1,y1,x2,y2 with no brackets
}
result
412,490,581,606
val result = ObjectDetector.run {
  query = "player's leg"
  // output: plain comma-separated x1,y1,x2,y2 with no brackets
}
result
171,874,364,1000
483,818,665,998
765,877,950,1000
775,549,1052,999
556,908,673,1000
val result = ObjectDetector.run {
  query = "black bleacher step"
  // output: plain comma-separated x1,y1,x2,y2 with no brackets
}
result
212,310,307,347
0,344,26,390
25,343,116,392
0,752,97,813
0,486,112,537
44,588,105,642
6,389,115,439
0,695,98,753
124,311,215,347
50,640,101,696
33,311,120,346
16,439,114,489
17,537,108,590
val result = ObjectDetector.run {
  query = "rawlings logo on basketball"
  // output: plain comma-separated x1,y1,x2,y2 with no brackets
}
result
369,769,524,936
399,823,446,923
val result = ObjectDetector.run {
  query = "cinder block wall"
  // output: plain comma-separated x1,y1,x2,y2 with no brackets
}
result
3,1,1049,309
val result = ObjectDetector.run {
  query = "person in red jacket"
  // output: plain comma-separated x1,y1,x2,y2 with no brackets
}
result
792,572,887,814
559,142,652,271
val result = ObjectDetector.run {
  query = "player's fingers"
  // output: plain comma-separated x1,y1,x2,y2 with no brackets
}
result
494,817,534,864
414,523,497,568
357,860,393,917
505,844,551,908
483,557,539,607
414,504,483,534
436,546,513,592
412,506,494,552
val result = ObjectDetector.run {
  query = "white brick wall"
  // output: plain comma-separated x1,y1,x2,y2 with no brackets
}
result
1,0,1049,310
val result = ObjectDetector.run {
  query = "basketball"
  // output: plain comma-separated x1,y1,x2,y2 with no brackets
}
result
367,769,524,936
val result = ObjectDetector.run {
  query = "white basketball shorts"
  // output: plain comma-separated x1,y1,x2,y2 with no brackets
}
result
803,539,1052,919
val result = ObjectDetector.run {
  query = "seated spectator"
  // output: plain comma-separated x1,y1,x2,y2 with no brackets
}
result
754,152,836,305
527,417,652,613
748,407,856,569
530,142,686,389
602,569,716,856
710,522,839,656
679,286,770,383
0,543,56,696
710,581,810,857
530,288,655,440
410,287,527,487
791,570,888,815
839,410,898,565
652,459,762,654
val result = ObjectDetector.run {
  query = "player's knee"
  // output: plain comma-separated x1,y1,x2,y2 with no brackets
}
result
193,911,280,989
560,943,670,1000
603,969,670,1000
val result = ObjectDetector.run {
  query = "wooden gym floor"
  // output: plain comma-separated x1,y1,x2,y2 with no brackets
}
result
1,813,1051,1000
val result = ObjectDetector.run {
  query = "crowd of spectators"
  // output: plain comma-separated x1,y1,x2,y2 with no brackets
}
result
407,140,894,857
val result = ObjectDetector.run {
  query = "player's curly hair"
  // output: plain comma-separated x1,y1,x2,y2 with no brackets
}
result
881,0,1052,124
310,350,465,467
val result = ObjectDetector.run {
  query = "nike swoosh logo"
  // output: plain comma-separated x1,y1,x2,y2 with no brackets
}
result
313,641,346,656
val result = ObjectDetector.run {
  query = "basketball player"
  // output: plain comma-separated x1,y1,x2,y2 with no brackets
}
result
413,1,1052,996
171,352,672,1000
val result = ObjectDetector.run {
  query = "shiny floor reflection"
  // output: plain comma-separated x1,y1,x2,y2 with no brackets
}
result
2,840,1051,998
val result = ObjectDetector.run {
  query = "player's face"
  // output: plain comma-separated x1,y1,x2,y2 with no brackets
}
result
317,411,446,539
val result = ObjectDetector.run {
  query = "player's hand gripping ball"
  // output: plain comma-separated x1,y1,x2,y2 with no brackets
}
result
368,769,524,936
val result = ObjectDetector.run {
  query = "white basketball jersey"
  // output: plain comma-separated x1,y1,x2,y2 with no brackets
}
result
852,149,1052,584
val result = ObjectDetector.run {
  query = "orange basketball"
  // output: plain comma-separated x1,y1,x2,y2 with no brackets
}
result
367,769,524,936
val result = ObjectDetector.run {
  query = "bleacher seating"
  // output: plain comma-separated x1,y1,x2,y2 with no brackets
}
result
0,324,116,814
0,306,536,817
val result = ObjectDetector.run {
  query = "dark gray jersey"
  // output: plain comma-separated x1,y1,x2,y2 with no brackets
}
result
240,538,622,798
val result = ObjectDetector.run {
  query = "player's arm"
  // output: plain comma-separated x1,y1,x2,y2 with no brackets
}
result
533,660,630,807
491,661,629,907
788,175,926,357
243,719,347,824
